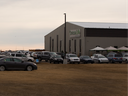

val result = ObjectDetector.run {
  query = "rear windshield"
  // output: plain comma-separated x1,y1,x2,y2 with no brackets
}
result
115,54,122,57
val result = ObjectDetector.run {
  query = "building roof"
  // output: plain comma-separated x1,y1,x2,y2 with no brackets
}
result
69,22,128,29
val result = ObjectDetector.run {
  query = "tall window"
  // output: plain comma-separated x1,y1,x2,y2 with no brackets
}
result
69,40,71,53
57,35,58,52
60,40,62,52
52,39,54,51
50,37,51,51
74,40,76,53
79,39,81,55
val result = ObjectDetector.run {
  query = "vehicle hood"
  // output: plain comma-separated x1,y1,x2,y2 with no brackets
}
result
84,58,93,60
99,58,108,60
69,57,79,59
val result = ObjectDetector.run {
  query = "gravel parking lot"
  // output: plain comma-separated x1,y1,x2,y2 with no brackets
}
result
0,61,127,96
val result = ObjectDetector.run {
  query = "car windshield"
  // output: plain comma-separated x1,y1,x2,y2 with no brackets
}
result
83,56,90,58
115,54,122,57
98,56,106,58
50,52,57,55
55,55,61,58
70,55,77,57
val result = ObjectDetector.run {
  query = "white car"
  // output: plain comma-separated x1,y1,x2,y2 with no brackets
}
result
10,53,34,62
66,54,80,64
92,54,109,63
122,52,128,62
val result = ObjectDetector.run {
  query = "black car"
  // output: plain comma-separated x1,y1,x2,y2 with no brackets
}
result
0,57,37,71
56,52,65,59
49,55,63,64
80,55,94,64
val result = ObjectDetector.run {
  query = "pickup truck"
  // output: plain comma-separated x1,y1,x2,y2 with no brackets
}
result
37,51,57,62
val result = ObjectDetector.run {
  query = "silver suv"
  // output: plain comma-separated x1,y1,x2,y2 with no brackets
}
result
66,54,80,64
10,53,34,62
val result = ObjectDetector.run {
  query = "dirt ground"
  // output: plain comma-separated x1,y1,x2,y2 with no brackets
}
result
0,61,127,96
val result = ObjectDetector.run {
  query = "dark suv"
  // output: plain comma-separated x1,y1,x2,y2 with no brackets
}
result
37,51,57,62
107,52,123,63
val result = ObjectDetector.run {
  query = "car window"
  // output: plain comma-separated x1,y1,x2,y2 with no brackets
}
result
13,58,22,62
44,52,49,55
16,54,22,57
22,54,26,57
11,54,15,56
108,55,113,57
4,58,12,62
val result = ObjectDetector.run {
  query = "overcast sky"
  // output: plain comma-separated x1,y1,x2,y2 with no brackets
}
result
0,0,127,51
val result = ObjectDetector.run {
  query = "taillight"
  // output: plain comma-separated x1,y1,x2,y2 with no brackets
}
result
120,58,122,59
113,58,117,59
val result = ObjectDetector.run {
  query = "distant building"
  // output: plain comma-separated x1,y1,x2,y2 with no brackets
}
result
45,22,128,56
29,49,45,52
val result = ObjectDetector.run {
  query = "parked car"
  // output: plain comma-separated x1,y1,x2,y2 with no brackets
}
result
92,54,109,63
0,57,37,71
121,52,128,63
10,53,34,62
49,55,63,64
31,52,38,59
66,54,80,64
56,52,65,59
80,55,94,64
37,51,57,62
107,52,123,63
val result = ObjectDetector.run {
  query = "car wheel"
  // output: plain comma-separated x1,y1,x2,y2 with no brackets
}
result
125,59,127,63
50,61,51,63
26,66,33,71
119,62,122,63
78,62,80,64
84,61,86,64
0,66,5,71
98,60,100,63
45,60,48,62
54,61,56,64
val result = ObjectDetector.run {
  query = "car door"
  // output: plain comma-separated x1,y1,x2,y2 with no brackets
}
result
13,58,25,69
4,58,15,69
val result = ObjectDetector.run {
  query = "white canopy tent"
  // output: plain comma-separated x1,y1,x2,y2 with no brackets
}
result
118,46,128,51
90,47,106,51
105,46,117,51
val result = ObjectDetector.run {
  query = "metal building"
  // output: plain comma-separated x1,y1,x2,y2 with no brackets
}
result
45,22,128,56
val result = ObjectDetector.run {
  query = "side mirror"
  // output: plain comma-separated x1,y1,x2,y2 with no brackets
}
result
22,61,24,63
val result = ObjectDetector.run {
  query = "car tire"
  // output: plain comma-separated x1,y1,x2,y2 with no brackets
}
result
0,66,5,71
78,62,80,64
50,61,51,63
54,61,56,64
45,60,48,62
26,66,33,71
119,62,122,63
98,60,100,63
